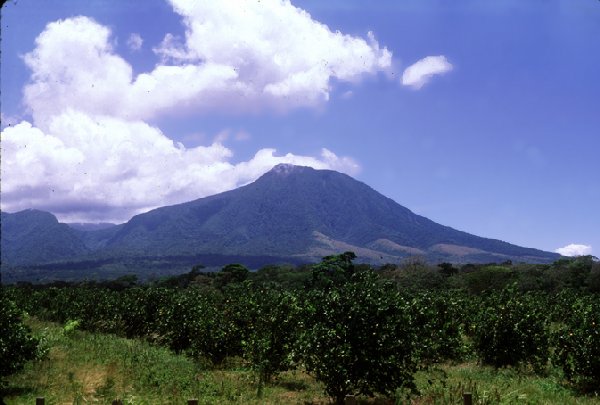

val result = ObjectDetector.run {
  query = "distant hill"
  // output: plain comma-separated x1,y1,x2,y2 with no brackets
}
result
1,209,89,265
0,164,560,273
101,164,558,263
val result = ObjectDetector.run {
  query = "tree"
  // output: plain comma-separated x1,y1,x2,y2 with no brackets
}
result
0,291,39,386
309,251,357,289
438,262,457,277
300,260,418,404
460,265,516,294
553,294,600,394
586,260,600,293
473,287,549,371
408,291,466,363
157,289,242,365
550,256,595,290
215,263,249,289
242,287,301,394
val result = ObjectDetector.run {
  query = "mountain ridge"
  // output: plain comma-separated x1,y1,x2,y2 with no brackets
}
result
1,164,560,269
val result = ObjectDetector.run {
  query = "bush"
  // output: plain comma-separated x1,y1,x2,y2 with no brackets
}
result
408,291,466,364
119,287,174,339
472,288,549,371
0,291,39,384
242,287,302,391
156,289,242,364
300,268,418,404
553,294,600,394
63,319,81,336
459,265,517,295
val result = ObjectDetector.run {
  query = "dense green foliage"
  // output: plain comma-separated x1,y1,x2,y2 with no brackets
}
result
472,288,550,370
301,272,418,403
301,254,420,403
0,291,39,383
408,291,467,364
3,254,600,402
553,293,600,394
242,287,302,392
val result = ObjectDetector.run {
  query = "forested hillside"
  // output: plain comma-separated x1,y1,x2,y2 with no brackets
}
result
1,165,559,280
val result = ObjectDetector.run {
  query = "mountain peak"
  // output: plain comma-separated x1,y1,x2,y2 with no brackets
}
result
2,164,561,268
268,163,314,176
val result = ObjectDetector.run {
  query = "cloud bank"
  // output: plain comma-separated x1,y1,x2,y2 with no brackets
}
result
1,115,359,222
2,1,382,222
402,55,453,89
155,0,392,108
23,2,392,126
555,244,593,257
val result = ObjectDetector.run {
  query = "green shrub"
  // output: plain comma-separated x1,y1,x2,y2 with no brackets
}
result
0,291,39,384
242,287,302,392
473,288,549,371
408,291,467,364
120,287,174,339
158,289,242,365
300,268,418,404
552,294,600,394
460,265,517,295
63,319,81,336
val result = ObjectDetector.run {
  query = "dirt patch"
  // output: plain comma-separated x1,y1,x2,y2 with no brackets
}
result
76,365,109,395
49,346,68,361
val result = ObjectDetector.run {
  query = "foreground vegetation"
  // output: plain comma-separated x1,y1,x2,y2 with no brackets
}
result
3,318,328,404
3,318,599,404
2,254,599,403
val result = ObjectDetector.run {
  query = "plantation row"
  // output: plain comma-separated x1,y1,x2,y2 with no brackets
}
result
2,253,600,403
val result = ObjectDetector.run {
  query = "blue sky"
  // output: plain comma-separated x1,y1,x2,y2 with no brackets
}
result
1,0,598,256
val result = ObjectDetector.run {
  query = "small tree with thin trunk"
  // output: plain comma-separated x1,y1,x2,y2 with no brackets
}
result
242,287,302,395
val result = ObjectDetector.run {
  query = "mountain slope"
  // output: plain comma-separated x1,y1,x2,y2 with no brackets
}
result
101,164,559,263
1,209,90,265
1,165,560,266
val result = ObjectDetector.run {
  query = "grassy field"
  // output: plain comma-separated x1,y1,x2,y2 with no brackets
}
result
2,318,599,404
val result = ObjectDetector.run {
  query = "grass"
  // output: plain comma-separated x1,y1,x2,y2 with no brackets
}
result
2,318,326,404
3,318,600,404
410,364,600,405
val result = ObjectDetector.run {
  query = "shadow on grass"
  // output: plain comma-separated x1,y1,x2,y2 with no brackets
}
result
276,379,309,391
0,384,36,399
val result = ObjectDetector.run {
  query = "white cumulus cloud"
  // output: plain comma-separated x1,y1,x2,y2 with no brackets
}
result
155,0,392,110
401,55,453,89
23,4,392,126
555,244,593,257
23,17,134,128
3,3,384,222
1,113,359,223
22,17,241,126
